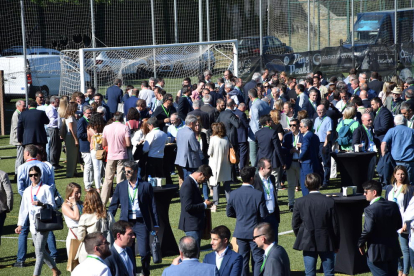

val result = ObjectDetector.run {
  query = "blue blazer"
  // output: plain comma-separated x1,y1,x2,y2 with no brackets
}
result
124,96,138,116
108,180,159,230
177,96,193,121
17,109,49,145
234,109,248,143
174,126,202,169
373,106,394,141
203,249,243,276
282,132,303,170
104,245,136,276
301,100,317,120
162,259,218,276
178,176,205,232
298,131,320,164
248,99,271,141
105,85,123,114
255,127,285,169
227,186,268,239
77,116,89,153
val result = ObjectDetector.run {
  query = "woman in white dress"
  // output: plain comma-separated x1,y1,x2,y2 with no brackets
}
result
61,182,83,257
15,166,61,276
208,122,232,212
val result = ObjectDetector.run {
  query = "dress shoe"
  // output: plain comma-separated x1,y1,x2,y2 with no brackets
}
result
289,205,294,212
211,205,217,212
12,261,25,267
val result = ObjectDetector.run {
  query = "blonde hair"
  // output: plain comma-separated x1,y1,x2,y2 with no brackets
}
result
83,189,106,219
58,97,68,118
65,182,82,200
270,109,281,124
273,99,283,111
343,106,356,119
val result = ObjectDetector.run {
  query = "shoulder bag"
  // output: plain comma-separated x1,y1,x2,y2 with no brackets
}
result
35,204,64,232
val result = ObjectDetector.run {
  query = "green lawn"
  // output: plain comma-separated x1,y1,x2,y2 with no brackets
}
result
0,134,373,276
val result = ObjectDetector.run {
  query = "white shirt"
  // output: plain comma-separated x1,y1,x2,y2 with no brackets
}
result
139,89,154,107
264,242,276,259
143,128,168,158
128,180,142,219
215,247,228,270
167,122,184,138
113,243,134,276
18,183,56,234
387,184,405,219
259,174,275,214
71,254,112,276
292,133,300,159
63,202,83,229
335,101,348,113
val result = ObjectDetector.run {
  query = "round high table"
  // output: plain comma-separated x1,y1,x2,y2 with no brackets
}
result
328,193,370,275
152,185,179,256
331,152,377,193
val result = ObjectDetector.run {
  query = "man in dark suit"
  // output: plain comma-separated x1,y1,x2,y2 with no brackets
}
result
358,180,402,276
234,103,249,170
94,93,112,122
203,225,243,276
123,88,139,117
253,222,290,276
217,99,240,148
243,73,261,109
177,86,193,121
227,166,268,276
200,94,216,130
253,158,281,244
188,100,211,130
108,161,159,276
179,165,213,247
17,100,49,147
368,72,384,95
105,220,137,276
255,115,285,174
301,89,318,120
292,173,340,276
105,78,123,117
77,105,93,190
298,119,321,196
371,97,394,142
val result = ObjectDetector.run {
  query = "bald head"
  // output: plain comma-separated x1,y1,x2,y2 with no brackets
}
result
316,105,326,118
362,113,373,128
359,90,368,100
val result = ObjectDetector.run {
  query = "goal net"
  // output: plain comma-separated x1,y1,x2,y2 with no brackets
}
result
59,40,238,97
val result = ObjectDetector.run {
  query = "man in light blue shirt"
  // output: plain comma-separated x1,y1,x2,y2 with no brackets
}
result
382,114,414,184
314,105,332,188
167,113,184,142
143,117,168,178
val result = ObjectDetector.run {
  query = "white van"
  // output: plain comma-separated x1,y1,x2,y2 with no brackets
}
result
0,53,89,101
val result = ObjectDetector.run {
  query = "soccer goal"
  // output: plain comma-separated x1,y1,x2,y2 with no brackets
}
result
59,40,238,97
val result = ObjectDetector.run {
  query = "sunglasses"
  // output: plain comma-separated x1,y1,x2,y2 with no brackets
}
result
29,173,39,177
124,170,134,174
289,124,297,127
252,234,264,240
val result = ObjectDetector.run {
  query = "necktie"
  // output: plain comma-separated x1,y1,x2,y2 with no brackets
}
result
121,250,132,276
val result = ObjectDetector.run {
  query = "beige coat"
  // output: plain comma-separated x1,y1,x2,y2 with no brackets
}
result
208,136,232,186
0,170,13,214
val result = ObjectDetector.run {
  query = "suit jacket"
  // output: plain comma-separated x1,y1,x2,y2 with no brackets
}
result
10,110,20,146
385,97,403,115
177,96,193,121
17,108,49,145
298,132,320,165
253,174,280,223
368,79,384,94
362,99,371,108
203,249,243,276
210,91,223,107
233,109,248,143
352,125,379,151
200,104,216,130
216,109,240,146
282,132,302,170
179,176,206,232
261,244,291,276
249,99,271,141
105,85,123,114
301,99,317,120
162,259,218,276
373,105,394,141
104,245,136,276
108,180,159,230
358,198,402,263
227,185,268,239
188,109,211,130
243,80,258,108
124,95,139,116
255,127,285,169
292,193,340,252
175,126,202,169
77,116,90,153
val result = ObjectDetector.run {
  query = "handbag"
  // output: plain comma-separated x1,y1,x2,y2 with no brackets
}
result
35,205,64,232
202,209,212,240
66,229,81,272
229,143,239,164
96,149,107,160
151,234,162,263
59,118,67,140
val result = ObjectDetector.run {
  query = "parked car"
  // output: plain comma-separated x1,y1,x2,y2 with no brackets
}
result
86,50,148,77
148,46,215,75
238,36,293,57
1,46,61,56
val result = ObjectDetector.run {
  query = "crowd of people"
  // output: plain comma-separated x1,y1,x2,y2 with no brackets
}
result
2,67,414,276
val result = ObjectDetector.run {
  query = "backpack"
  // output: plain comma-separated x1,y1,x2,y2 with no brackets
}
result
91,133,103,151
336,120,357,147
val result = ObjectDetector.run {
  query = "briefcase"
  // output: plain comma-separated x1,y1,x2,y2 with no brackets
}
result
151,234,162,263
35,205,64,232
202,209,212,240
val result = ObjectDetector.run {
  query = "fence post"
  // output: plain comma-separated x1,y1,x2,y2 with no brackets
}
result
20,0,28,105
0,71,4,136
174,0,178,43
206,0,211,70
308,0,311,51
90,0,98,90
259,0,263,70
288,0,291,47
79,49,86,94
151,0,157,78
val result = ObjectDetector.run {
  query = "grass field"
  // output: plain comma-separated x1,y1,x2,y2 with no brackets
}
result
0,132,374,275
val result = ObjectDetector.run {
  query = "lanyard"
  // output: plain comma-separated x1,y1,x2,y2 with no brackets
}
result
264,125,272,130
391,184,403,202
371,196,382,204
128,184,138,206
31,182,42,202
16,109,21,114
260,255,267,272
29,107,36,110
391,101,400,114
261,178,271,196
409,117,414,128
27,158,37,162
316,116,326,132
83,116,89,123
363,125,373,142
161,105,170,117
308,99,316,110
353,88,359,95
87,255,106,265
286,116,290,126
293,134,299,148
341,104,346,112
253,98,258,104
376,107,382,116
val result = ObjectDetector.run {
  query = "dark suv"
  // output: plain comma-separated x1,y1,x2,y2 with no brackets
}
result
238,36,293,57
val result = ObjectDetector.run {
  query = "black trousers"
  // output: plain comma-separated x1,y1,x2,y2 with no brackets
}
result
47,128,61,166
130,218,151,276
147,157,164,178
238,141,249,170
